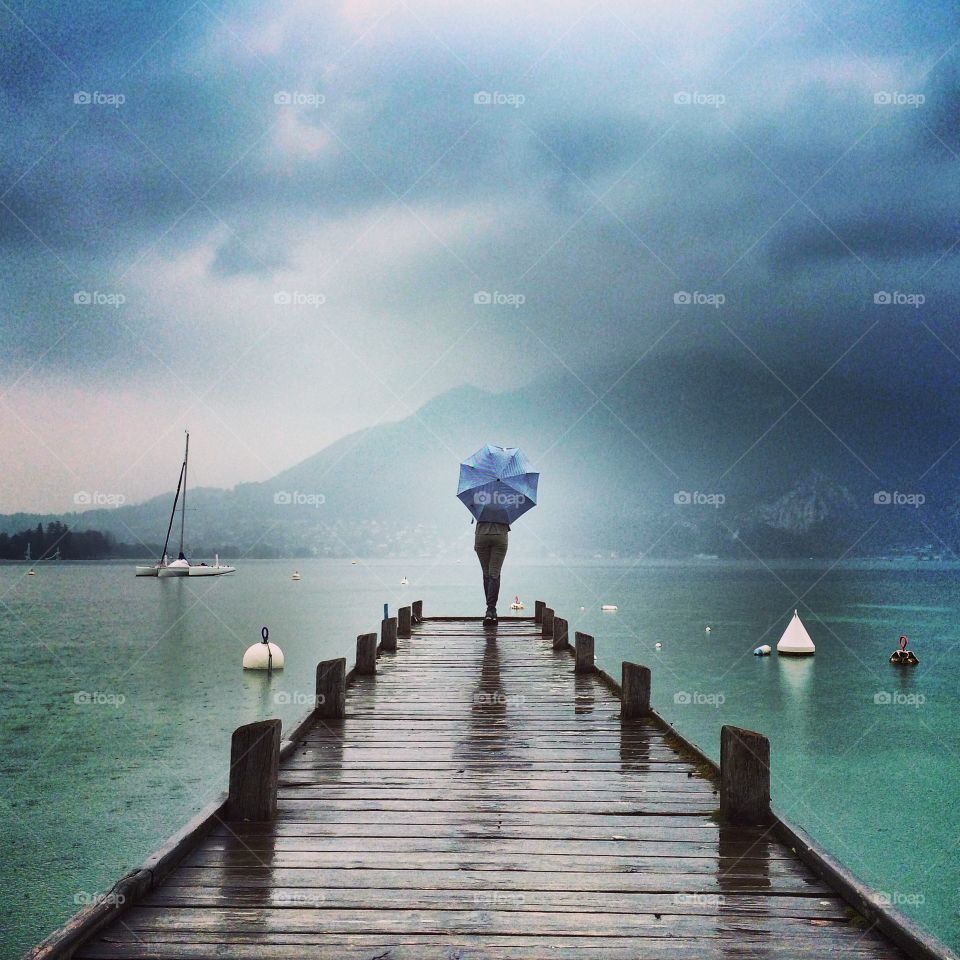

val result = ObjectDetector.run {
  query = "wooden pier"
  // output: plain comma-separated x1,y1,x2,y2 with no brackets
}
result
30,603,956,960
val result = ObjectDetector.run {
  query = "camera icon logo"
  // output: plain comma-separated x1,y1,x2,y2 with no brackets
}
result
473,291,492,305
274,291,292,305
473,91,492,105
73,91,91,104
273,490,292,505
674,691,692,704
274,91,292,105
74,290,92,305
673,291,692,305
873,491,891,505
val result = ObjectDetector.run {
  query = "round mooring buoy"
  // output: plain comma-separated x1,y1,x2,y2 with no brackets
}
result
889,635,919,666
243,626,284,671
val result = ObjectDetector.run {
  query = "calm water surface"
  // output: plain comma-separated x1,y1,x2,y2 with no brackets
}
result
1,558,957,954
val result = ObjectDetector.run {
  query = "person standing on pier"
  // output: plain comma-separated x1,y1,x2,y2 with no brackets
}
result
456,443,539,628
475,519,509,625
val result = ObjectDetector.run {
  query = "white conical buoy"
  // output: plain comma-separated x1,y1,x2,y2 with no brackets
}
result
776,610,815,656
244,626,284,671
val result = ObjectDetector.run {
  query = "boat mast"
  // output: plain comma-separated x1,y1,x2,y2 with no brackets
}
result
160,459,186,563
179,431,189,557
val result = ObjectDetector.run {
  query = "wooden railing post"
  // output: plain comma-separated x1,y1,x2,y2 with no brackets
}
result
575,632,595,673
398,605,412,639
552,616,568,651
534,600,545,624
720,725,771,825
412,599,423,623
621,662,651,720
381,616,398,652
542,607,554,638
316,657,346,719
227,719,281,821
356,633,377,675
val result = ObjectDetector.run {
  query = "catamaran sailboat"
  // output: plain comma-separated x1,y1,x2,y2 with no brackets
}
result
135,432,236,577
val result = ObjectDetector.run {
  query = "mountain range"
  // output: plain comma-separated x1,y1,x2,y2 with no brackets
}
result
4,348,958,560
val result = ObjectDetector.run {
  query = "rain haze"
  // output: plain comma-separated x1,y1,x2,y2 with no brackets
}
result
3,0,959,532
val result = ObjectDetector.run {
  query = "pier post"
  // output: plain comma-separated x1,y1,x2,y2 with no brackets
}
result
621,662,651,720
227,719,281,821
356,633,378,675
398,605,412,639
316,657,346,719
381,616,398,652
412,599,423,623
534,600,545,624
720,725,771,825
552,616,569,651
542,607,554,639
575,632,595,673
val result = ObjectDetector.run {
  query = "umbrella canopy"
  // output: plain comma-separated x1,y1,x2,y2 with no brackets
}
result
457,444,539,525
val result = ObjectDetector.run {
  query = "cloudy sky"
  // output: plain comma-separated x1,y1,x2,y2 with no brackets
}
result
1,0,958,512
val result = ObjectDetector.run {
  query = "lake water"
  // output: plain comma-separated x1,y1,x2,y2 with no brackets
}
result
1,558,957,955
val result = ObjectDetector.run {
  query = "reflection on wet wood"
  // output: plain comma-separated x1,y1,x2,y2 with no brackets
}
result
74,615,910,960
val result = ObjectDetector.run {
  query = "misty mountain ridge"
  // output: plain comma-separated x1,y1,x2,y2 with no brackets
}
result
3,350,958,560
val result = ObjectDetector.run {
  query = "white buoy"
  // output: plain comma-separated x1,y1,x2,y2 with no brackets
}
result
601,604,618,612
655,642,662,650
244,627,284,671
753,644,772,656
705,626,711,634
291,571,301,581
776,609,815,656
400,576,408,586
580,606,585,611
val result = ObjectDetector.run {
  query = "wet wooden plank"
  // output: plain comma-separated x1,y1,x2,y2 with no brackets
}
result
73,616,909,960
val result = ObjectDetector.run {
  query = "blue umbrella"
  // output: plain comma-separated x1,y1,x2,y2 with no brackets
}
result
457,444,539,524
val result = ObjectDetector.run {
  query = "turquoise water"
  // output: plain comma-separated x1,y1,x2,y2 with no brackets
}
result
1,558,957,955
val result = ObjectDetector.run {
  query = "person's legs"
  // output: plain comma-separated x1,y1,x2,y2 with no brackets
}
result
483,534,508,621
475,538,492,610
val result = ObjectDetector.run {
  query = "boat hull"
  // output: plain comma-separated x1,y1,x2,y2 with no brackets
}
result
158,566,190,578
135,566,159,577
188,565,236,576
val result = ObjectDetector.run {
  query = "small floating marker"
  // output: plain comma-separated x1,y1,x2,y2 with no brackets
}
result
705,626,711,634
510,596,524,610
601,604,618,612
243,626,284,672
889,635,919,665
351,559,357,565
655,642,662,650
753,644,772,656
291,570,301,580
776,609,815,656
400,576,408,586
27,568,36,576
580,606,585,611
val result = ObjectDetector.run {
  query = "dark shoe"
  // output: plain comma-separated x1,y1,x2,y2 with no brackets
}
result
483,606,498,626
